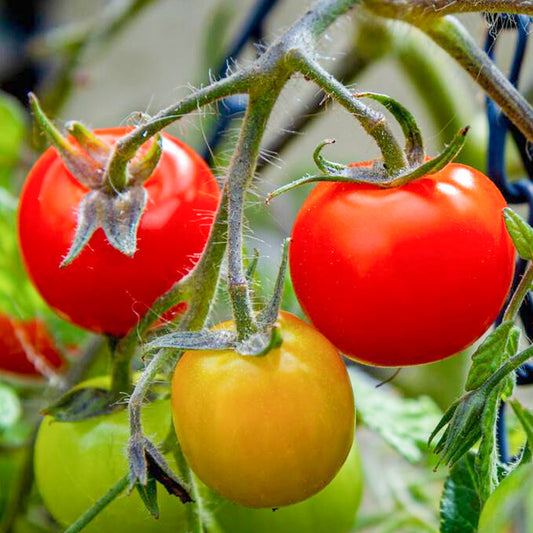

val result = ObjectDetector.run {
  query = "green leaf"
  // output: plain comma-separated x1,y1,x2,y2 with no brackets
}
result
42,387,125,421
475,388,501,504
440,454,480,533
503,207,533,260
349,369,441,463
477,462,533,533
0,382,21,430
465,322,518,392
500,327,519,401
432,389,486,468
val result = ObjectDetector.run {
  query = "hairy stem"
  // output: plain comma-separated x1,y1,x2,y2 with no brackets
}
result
384,0,533,17
291,53,408,173
110,341,134,397
417,16,533,143
227,88,281,340
127,191,229,481
104,73,251,191
63,476,129,533
503,262,533,323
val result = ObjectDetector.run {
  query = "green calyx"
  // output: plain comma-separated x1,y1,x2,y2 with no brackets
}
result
266,91,469,203
29,93,162,264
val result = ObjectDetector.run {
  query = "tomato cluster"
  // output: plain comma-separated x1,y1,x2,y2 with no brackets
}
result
35,378,362,533
21,120,515,533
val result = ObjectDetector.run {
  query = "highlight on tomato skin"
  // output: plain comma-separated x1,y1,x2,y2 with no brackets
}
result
0,312,65,379
17,128,220,337
289,162,516,367
171,311,356,509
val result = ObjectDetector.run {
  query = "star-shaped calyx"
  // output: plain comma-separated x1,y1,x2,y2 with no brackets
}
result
29,93,162,266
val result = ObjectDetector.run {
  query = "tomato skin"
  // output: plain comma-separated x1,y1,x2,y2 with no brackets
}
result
216,442,363,533
18,128,220,336
290,163,515,367
0,313,64,378
171,311,355,509
34,377,188,533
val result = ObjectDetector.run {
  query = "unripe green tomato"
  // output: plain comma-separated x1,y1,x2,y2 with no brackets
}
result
478,463,533,533
34,377,187,533
216,442,363,533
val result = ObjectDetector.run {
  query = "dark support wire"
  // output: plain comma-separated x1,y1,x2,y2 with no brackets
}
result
202,0,281,162
484,14,533,462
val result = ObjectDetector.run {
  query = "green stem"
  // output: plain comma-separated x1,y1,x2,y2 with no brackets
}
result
257,18,387,172
502,262,533,322
63,476,129,533
485,342,533,392
395,0,533,16
104,72,251,191
291,53,408,174
365,0,533,19
109,337,133,398
127,190,229,483
226,88,281,340
418,16,533,143
395,34,482,167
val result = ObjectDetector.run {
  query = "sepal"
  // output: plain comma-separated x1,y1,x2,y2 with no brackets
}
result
61,186,147,266
355,92,425,166
129,134,163,186
65,120,112,166
29,93,102,188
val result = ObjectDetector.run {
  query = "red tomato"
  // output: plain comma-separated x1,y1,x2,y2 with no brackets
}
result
290,163,515,367
0,313,64,378
18,129,220,336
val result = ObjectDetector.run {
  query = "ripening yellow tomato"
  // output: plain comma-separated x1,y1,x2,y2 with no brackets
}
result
171,311,355,508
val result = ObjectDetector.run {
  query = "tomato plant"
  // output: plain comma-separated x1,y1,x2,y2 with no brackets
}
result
290,162,515,367
34,377,189,533
18,128,220,336
0,312,65,379
171,311,355,509
216,441,363,533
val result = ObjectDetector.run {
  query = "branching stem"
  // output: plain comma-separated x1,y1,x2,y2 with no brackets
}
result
291,52,408,174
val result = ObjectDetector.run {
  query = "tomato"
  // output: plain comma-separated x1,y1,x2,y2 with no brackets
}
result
216,441,363,533
290,163,515,367
34,377,188,533
0,312,64,379
18,128,220,336
171,311,355,509
478,463,533,533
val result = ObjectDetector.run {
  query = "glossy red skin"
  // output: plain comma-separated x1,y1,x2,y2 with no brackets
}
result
290,163,515,367
0,313,64,377
18,129,220,336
